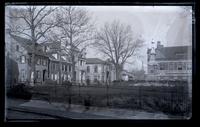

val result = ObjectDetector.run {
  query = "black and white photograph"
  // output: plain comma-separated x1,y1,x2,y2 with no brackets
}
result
5,5,193,121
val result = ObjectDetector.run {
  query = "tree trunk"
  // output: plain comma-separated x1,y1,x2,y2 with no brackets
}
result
30,43,36,85
59,53,62,85
71,54,76,83
115,64,121,81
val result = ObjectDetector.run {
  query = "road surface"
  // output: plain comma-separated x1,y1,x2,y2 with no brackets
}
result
6,108,58,121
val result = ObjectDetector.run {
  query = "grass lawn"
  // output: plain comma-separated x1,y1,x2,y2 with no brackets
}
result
29,82,191,116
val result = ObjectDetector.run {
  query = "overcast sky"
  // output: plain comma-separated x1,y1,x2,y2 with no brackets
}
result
83,6,192,72
6,6,193,72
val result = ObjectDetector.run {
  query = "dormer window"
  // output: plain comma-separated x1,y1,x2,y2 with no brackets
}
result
52,53,58,59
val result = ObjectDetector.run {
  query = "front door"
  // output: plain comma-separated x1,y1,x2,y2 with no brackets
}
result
43,70,46,82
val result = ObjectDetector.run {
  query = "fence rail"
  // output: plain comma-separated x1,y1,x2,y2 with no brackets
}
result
30,81,191,116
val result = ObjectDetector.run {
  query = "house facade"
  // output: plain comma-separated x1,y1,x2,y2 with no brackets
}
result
47,54,72,84
147,41,192,81
85,58,116,84
42,41,86,85
8,34,49,85
75,52,87,84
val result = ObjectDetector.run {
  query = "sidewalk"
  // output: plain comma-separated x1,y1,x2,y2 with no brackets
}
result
17,99,170,119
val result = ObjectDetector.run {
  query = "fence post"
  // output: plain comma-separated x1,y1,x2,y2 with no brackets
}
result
139,85,142,108
54,81,57,98
106,81,109,106
79,82,80,97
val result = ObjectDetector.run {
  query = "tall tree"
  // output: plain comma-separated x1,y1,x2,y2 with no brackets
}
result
52,6,94,83
94,21,143,80
7,6,57,85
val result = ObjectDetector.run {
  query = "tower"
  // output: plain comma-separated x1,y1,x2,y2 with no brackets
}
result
147,40,157,76
149,41,156,62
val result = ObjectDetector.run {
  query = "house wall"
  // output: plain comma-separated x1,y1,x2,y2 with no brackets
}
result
75,58,86,84
85,63,115,84
49,60,72,84
35,56,49,84
10,37,30,83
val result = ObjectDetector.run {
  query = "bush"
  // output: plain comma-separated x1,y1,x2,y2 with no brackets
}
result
62,80,72,86
86,79,90,86
7,83,32,100
45,79,57,85
84,95,91,109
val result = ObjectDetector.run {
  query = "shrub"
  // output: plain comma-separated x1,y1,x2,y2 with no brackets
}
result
62,80,72,86
7,83,32,100
84,95,91,109
86,79,90,86
45,79,57,85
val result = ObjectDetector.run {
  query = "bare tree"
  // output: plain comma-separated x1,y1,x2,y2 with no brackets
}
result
7,6,57,85
94,21,143,80
52,6,94,83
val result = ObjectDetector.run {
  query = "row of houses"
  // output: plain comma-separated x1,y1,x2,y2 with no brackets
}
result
5,29,117,86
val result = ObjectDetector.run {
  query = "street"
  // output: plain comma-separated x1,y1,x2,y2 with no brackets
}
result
6,109,57,121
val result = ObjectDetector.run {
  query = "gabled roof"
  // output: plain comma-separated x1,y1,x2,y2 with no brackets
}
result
155,45,192,61
10,34,48,57
86,58,106,64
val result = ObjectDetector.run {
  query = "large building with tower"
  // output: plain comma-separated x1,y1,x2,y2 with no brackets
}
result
147,41,192,81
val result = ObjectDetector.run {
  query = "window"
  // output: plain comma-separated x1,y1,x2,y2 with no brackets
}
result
176,53,185,58
21,69,25,81
52,63,55,71
87,66,90,73
37,58,41,65
56,64,59,71
174,62,178,70
64,74,67,81
169,63,173,70
51,74,53,80
20,56,26,64
16,45,19,51
55,74,58,80
65,65,68,72
94,76,98,82
187,63,192,70
182,62,186,70
36,71,41,79
159,63,165,70
62,64,65,71
80,60,83,66
55,64,58,71
94,65,98,73
42,59,46,66
69,65,71,72
150,69,154,73
177,63,183,70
